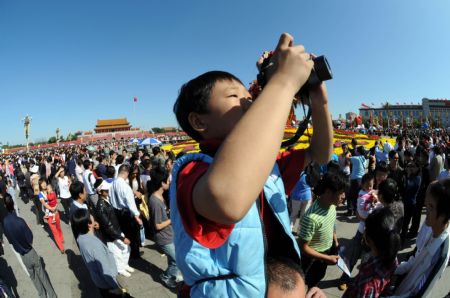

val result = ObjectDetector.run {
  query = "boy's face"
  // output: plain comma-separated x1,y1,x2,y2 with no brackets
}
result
363,179,374,192
192,79,252,140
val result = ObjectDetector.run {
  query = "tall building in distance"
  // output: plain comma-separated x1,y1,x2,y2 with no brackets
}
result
359,98,450,127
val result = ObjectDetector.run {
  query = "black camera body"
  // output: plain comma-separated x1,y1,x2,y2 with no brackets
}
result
257,54,333,99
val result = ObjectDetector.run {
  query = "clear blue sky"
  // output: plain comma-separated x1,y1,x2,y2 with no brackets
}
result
1,0,449,145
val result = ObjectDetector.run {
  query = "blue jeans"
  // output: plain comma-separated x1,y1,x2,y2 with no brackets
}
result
159,243,180,279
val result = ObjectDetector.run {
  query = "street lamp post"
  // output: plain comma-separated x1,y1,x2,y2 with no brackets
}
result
56,128,60,145
22,115,32,152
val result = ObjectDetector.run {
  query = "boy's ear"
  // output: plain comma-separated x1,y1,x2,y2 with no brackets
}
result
188,112,207,133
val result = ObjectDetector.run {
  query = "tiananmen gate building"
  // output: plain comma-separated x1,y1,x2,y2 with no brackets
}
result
94,118,132,133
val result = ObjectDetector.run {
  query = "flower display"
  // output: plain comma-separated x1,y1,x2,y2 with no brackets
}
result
163,128,396,156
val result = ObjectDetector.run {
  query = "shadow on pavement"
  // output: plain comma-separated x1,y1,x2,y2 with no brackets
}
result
318,277,340,291
0,257,19,297
129,257,164,283
65,249,101,298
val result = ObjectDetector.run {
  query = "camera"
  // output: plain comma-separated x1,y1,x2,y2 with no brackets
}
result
257,54,333,99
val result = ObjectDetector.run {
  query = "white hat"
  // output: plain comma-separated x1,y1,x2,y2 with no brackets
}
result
30,165,39,174
97,181,111,192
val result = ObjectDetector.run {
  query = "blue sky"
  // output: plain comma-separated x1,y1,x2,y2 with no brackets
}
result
1,0,449,145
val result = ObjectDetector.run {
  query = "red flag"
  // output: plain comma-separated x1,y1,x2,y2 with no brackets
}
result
361,103,371,109
133,97,138,103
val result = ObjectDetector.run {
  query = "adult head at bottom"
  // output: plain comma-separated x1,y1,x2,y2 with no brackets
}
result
267,257,326,298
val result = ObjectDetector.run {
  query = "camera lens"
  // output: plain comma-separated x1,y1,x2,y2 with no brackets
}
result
313,56,333,82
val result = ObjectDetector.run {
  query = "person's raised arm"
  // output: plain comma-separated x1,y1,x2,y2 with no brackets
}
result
193,33,313,225
304,80,333,166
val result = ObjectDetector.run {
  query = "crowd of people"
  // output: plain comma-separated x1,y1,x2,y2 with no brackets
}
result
0,32,449,298
0,143,181,297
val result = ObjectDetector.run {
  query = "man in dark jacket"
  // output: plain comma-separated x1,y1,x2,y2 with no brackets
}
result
95,181,134,277
3,194,57,298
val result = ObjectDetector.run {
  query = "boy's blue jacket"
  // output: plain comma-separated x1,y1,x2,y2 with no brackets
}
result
170,152,301,297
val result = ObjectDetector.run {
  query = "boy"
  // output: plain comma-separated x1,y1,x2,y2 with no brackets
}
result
299,171,349,288
148,168,181,288
171,33,333,297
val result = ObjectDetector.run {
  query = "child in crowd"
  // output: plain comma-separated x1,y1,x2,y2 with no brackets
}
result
171,33,333,297
299,171,349,288
343,208,401,297
357,173,380,216
46,184,58,223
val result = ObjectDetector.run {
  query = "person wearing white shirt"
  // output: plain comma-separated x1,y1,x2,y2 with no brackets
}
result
82,160,97,208
114,155,125,178
109,164,143,259
75,158,84,182
392,180,450,297
56,167,72,223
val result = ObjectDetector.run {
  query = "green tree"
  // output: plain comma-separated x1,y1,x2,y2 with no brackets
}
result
151,127,164,133
48,136,57,143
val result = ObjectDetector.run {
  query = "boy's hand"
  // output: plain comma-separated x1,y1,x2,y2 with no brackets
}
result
326,255,339,265
306,287,327,298
269,33,314,95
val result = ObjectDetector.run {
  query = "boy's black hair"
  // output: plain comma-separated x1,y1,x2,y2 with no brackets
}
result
327,160,340,174
105,166,116,179
141,159,152,170
148,167,169,195
365,208,401,268
83,159,91,170
71,208,91,235
361,173,375,186
429,179,450,224
378,178,400,204
70,181,85,200
404,149,413,158
116,155,124,165
314,171,350,196
388,150,398,159
375,161,389,174
357,146,366,156
152,146,161,156
173,71,243,141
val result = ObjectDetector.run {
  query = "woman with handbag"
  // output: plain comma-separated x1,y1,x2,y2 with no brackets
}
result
129,165,147,246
